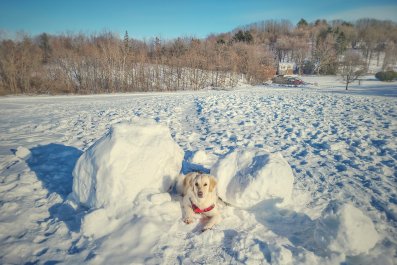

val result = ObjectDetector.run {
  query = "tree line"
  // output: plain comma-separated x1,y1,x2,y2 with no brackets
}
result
0,18,396,95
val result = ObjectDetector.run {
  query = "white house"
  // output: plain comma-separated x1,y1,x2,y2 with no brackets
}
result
278,62,295,75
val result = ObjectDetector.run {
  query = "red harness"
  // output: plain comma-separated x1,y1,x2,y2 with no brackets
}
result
190,198,215,214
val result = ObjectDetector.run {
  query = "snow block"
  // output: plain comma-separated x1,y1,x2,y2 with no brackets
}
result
15,146,31,160
71,120,184,211
315,201,379,256
190,150,218,169
211,149,294,208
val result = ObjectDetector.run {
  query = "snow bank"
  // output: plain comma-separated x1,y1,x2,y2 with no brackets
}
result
315,201,379,256
211,149,294,208
71,120,184,212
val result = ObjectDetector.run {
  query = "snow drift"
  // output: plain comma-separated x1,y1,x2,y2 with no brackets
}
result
315,201,379,256
71,120,184,212
211,149,294,208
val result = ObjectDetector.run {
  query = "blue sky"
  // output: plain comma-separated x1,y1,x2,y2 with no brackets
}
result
1,0,396,39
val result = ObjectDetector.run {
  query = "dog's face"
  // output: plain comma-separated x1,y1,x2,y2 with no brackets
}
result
185,173,217,200
181,172,221,229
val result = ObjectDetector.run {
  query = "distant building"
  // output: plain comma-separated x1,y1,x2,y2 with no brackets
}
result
278,62,295,75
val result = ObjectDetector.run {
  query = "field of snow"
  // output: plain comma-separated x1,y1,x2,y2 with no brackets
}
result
0,76,396,264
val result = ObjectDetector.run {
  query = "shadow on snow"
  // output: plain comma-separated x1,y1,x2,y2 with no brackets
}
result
27,143,86,233
27,143,82,199
250,199,331,258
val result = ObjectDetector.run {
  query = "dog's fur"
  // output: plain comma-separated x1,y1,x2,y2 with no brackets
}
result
177,172,221,231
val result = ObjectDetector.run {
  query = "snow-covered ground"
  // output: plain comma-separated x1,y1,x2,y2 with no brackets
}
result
0,76,396,264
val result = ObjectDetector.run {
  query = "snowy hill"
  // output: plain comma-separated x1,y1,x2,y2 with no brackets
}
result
0,77,396,264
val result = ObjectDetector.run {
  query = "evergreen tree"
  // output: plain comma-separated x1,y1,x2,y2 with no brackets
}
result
233,30,245,42
38,33,51,64
123,30,130,54
244,31,253,43
336,32,347,55
233,30,253,43
297,18,308,28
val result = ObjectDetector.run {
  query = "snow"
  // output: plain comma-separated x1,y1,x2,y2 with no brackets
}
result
315,201,379,256
14,146,31,160
71,120,184,213
81,208,120,239
299,75,397,97
190,149,218,169
0,76,396,264
211,148,294,208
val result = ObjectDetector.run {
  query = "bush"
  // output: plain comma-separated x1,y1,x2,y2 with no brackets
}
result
375,71,397,81
320,61,338,75
302,60,316,75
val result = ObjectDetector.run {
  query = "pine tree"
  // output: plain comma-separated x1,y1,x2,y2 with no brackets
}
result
336,32,347,55
244,31,253,43
233,30,245,42
297,18,308,28
123,30,130,54
38,33,51,64
233,30,253,43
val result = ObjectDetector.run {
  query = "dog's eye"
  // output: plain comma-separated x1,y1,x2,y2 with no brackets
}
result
204,183,208,186
195,183,198,186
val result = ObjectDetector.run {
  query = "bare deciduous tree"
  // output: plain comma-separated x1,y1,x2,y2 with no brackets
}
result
0,18,396,95
339,50,366,90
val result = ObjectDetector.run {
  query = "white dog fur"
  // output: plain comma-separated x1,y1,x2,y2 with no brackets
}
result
177,172,221,231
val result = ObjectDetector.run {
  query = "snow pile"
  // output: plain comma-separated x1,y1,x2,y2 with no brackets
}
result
87,190,182,263
315,201,379,256
71,120,184,212
81,208,121,239
15,146,31,160
190,150,218,169
211,149,294,208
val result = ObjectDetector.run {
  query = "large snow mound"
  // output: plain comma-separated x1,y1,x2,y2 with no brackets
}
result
315,201,379,256
211,149,294,208
190,150,218,169
71,120,184,211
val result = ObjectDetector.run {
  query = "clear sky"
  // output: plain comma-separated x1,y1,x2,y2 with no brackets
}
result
1,0,396,40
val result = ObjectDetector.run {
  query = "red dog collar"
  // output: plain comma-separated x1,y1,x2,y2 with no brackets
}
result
190,198,215,214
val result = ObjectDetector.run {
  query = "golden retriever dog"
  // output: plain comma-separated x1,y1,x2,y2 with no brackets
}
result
178,172,221,231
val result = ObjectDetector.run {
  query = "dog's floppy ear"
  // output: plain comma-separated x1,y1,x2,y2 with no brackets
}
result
183,172,195,189
183,174,190,189
209,175,217,192
182,173,193,196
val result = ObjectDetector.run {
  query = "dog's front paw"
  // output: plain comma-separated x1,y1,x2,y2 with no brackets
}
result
183,217,194,224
